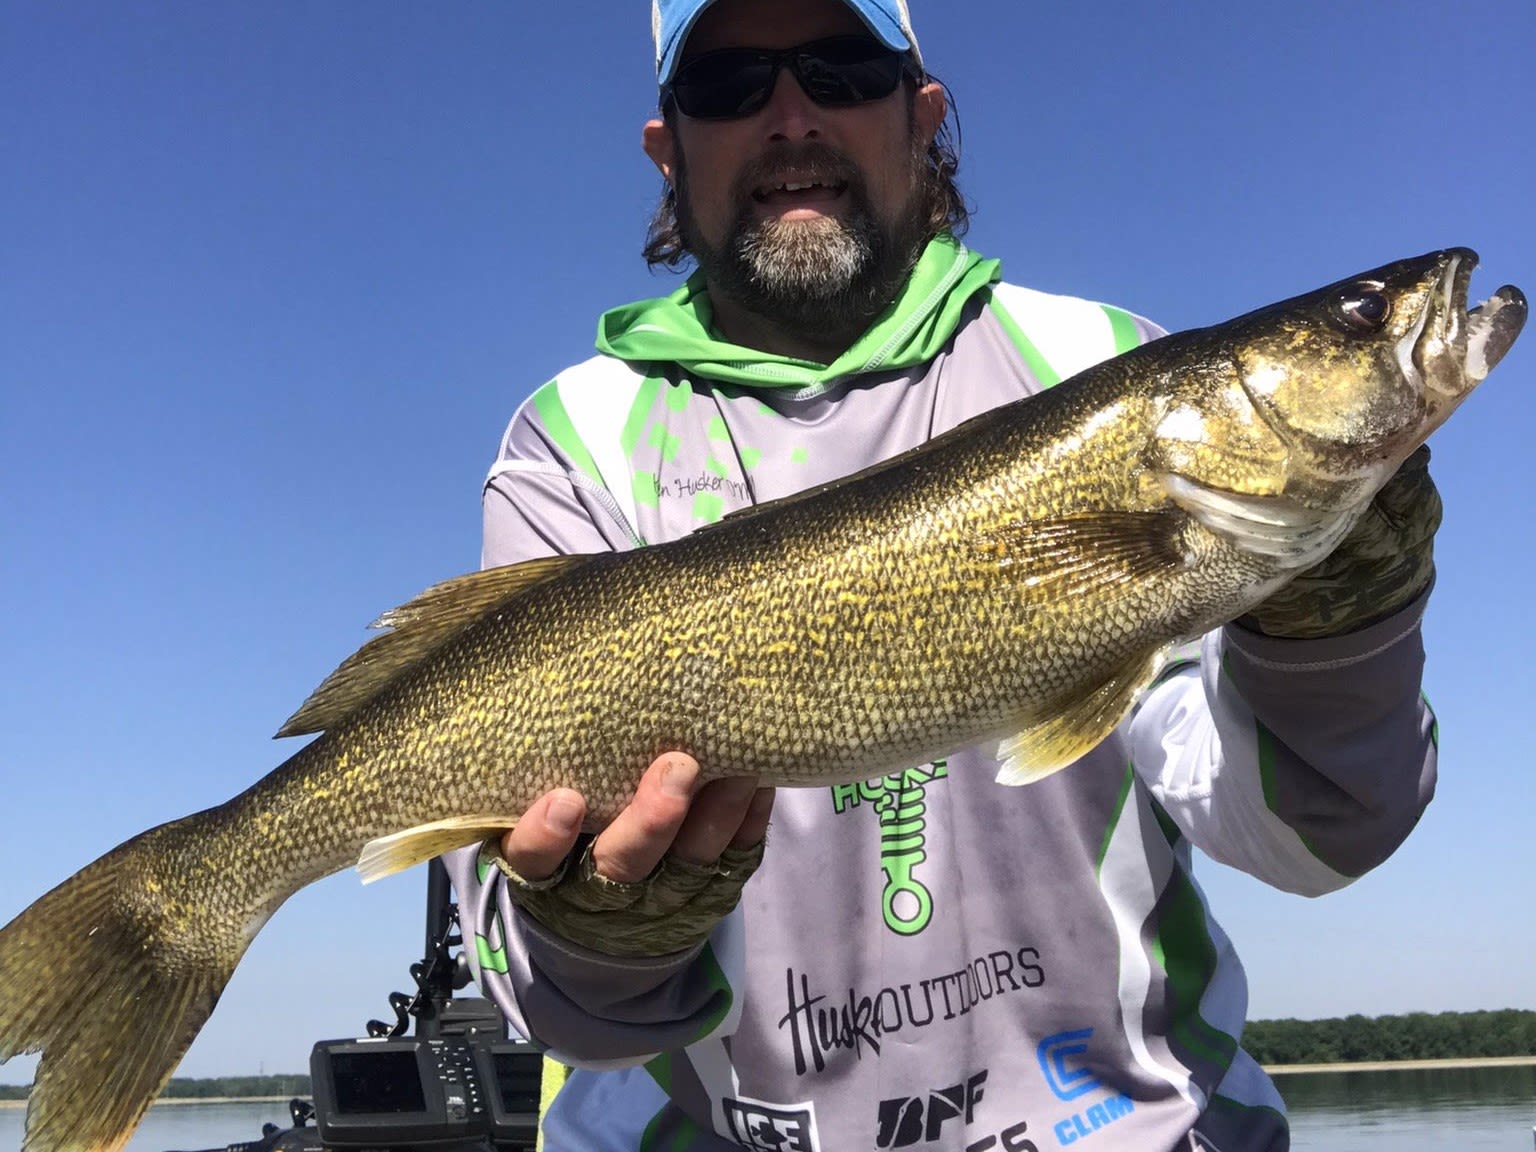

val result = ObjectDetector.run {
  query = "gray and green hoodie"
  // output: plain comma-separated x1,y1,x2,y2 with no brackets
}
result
445,236,1437,1152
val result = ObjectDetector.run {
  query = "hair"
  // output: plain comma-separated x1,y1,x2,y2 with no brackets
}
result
642,74,970,269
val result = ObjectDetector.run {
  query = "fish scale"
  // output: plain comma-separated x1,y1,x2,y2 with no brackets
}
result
0,249,1525,1151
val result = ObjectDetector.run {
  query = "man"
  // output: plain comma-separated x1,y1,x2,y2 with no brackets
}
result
445,0,1440,1147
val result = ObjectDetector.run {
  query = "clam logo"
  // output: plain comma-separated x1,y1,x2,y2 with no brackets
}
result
1037,1029,1100,1102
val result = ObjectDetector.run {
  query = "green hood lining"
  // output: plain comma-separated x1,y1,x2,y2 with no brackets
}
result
596,235,1001,389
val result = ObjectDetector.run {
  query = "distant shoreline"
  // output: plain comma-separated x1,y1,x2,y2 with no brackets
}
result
0,1096,294,1110
6,1057,1535,1109
1263,1054,1536,1075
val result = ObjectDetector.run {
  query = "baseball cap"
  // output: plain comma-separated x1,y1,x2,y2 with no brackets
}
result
652,0,924,86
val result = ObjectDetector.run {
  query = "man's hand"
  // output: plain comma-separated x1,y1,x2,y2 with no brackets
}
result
1238,446,1442,639
485,754,775,957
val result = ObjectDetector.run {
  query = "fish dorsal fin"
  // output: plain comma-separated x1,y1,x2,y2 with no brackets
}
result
275,556,590,738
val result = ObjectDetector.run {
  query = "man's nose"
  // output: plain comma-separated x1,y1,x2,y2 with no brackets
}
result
759,68,824,141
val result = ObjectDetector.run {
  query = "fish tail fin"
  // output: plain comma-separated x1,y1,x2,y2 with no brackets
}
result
0,825,251,1152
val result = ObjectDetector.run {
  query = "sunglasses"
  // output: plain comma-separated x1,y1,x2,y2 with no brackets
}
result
663,35,917,121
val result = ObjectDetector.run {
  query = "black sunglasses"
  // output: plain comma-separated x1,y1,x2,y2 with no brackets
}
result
663,35,917,121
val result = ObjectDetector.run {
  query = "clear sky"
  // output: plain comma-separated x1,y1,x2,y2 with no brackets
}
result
2,1,1532,1086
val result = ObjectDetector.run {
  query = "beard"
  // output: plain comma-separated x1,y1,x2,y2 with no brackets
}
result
675,139,931,353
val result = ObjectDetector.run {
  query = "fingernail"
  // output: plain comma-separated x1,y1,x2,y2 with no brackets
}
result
661,755,699,799
545,794,583,837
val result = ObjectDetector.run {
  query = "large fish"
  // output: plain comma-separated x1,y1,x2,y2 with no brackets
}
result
0,250,1525,1150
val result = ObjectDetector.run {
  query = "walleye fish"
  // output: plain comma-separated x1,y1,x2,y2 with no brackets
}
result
0,249,1525,1150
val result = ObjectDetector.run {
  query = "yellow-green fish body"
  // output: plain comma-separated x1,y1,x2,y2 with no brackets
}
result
0,249,1525,1151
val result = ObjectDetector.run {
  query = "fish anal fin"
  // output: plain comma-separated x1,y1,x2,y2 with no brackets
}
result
357,815,524,884
277,556,592,738
975,510,1189,599
995,648,1169,785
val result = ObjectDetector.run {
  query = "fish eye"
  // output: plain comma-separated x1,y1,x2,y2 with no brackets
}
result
1335,290,1392,332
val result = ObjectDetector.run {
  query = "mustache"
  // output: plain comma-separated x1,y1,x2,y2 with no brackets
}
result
731,142,863,201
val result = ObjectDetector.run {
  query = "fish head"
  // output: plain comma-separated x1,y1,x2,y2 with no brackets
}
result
1233,248,1526,487
1151,250,1523,572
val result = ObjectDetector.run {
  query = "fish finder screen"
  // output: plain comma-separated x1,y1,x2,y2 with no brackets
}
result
330,1050,428,1114
491,1049,541,1113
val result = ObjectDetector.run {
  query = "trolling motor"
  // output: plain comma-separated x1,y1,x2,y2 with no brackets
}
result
171,860,542,1152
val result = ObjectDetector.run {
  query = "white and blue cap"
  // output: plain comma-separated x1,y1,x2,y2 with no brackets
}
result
652,0,923,86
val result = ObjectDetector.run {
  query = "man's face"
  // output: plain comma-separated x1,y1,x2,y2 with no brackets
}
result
644,0,946,344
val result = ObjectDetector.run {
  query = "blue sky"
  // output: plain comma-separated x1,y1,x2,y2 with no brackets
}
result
2,1,1532,1087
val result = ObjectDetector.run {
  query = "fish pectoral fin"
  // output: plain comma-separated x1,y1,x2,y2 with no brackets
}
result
277,556,593,738
975,509,1189,597
994,648,1169,786
358,815,524,884
1160,474,1359,570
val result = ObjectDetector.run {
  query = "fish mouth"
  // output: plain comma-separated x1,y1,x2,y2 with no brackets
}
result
1421,249,1527,400
1465,282,1526,382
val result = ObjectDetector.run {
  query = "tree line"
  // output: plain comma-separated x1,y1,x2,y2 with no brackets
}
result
1243,1009,1536,1065
161,1074,313,1098
3,1010,1533,1101
0,1075,310,1101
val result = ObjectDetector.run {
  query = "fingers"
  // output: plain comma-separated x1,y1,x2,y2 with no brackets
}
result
591,756,777,882
732,787,776,849
672,780,773,864
500,788,586,882
590,753,702,883
499,757,777,889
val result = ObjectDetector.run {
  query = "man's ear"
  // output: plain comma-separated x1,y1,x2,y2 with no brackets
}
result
914,81,946,150
643,117,677,184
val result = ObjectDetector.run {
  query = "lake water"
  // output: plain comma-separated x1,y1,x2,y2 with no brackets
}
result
0,1099,304,1151
2,1065,1533,1149
1279,1064,1536,1150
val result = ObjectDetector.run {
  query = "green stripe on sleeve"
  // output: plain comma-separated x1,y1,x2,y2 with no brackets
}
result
1254,717,1280,813
638,1058,699,1152
1095,765,1137,878
670,1116,699,1151
639,1110,665,1152
532,382,605,488
475,933,509,975
694,943,736,1041
987,293,1061,388
1150,798,1181,848
1151,872,1239,1071
638,1105,671,1152
621,374,666,458
1253,713,1342,871
644,1052,673,1095
1102,304,1143,354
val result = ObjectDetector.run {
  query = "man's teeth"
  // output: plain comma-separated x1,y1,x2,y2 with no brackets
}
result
751,178,844,201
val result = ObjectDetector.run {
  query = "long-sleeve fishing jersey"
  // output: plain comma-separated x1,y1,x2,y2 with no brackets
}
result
444,237,1437,1152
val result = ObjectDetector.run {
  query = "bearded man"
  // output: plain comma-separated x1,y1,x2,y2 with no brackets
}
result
446,1,1441,1148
